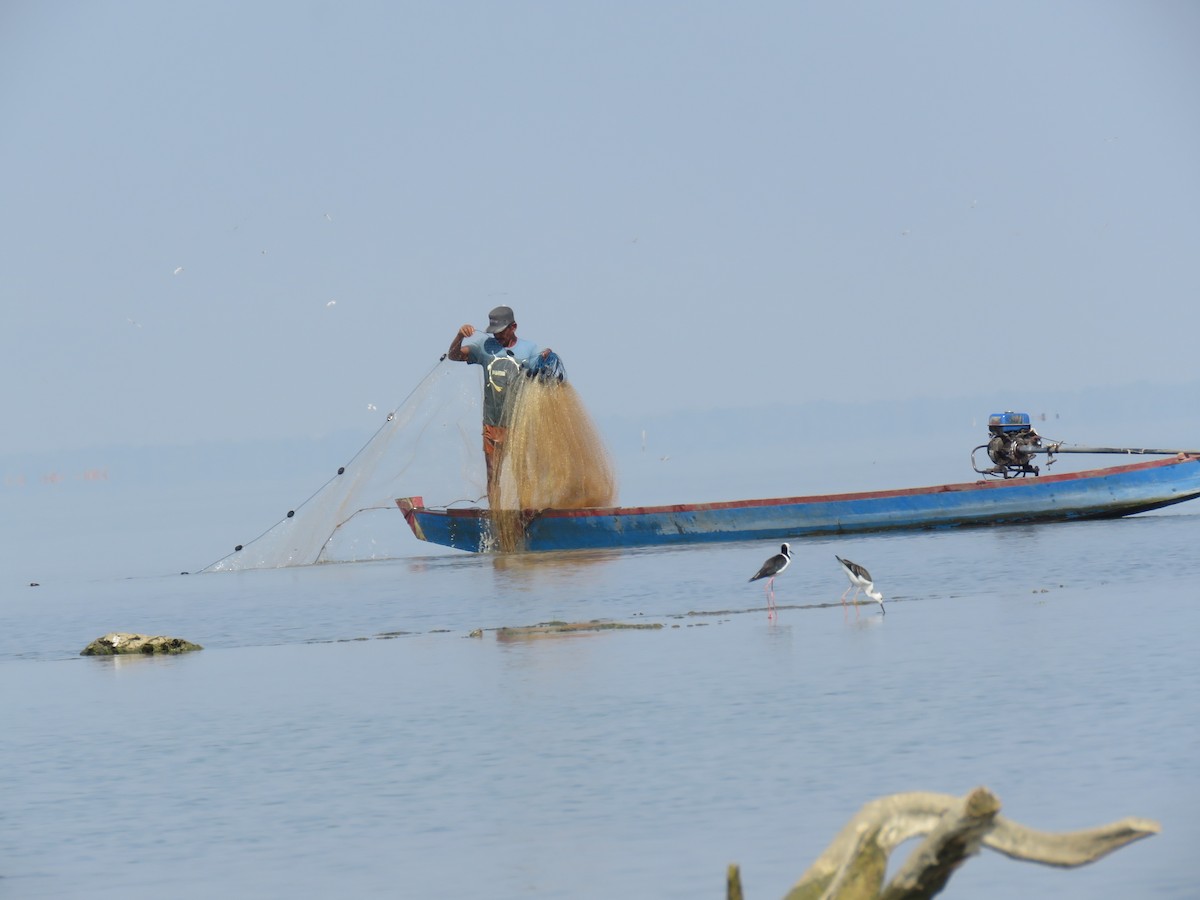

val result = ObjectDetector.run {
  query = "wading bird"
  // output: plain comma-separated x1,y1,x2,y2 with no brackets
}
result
836,555,885,615
750,543,792,618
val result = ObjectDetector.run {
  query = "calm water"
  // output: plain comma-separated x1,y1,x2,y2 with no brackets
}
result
3,496,1199,897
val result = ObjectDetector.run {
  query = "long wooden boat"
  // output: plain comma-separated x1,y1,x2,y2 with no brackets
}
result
395,453,1200,553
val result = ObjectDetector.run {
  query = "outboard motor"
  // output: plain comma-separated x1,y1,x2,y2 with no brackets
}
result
974,412,1043,477
969,414,1195,478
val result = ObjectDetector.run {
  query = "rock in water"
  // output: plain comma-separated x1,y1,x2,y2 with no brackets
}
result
80,632,203,656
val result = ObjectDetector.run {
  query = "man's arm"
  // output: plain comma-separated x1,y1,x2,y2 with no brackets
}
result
447,324,475,361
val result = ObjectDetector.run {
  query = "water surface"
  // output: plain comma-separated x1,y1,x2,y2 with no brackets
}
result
4,504,1198,897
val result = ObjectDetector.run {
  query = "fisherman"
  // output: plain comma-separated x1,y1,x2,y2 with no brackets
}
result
446,306,556,500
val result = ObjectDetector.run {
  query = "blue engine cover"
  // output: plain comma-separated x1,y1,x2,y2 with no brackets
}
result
989,411,1031,434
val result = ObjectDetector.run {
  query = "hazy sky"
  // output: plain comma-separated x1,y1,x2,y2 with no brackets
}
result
4,1,1199,455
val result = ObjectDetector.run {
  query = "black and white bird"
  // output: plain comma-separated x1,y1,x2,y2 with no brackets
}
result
750,543,792,617
835,555,885,614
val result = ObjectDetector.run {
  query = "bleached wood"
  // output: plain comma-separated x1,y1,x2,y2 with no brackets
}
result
773,787,1159,900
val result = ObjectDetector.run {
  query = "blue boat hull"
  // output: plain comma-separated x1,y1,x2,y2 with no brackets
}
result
397,454,1200,553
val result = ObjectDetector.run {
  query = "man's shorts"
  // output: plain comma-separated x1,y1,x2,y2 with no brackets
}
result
483,424,507,459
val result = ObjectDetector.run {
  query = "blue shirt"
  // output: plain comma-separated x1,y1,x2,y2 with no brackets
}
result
462,333,540,426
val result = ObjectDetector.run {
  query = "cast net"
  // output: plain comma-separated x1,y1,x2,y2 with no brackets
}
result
202,360,487,571
488,369,618,552
201,353,618,568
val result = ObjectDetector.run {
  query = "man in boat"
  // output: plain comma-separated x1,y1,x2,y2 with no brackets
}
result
446,306,556,502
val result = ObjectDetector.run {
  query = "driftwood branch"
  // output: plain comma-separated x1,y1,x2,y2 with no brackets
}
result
727,863,744,900
731,787,1160,900
984,814,1162,867
878,788,1001,900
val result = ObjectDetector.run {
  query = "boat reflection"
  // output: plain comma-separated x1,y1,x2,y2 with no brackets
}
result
489,547,620,584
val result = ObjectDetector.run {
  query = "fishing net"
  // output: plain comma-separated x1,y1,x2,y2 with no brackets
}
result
202,360,486,571
201,348,618,568
488,366,618,552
